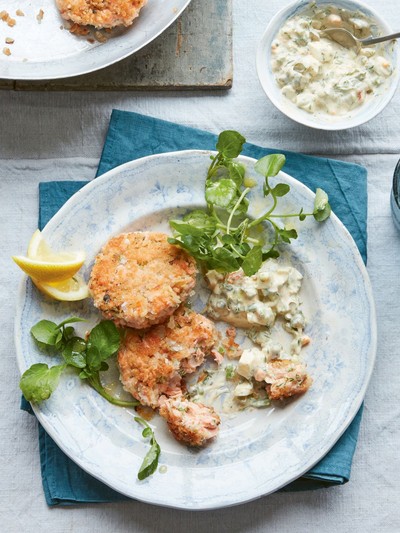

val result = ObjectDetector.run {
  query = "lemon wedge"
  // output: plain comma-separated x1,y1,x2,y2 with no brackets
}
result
27,229,54,259
12,230,86,283
13,230,89,301
12,254,86,283
32,276,90,302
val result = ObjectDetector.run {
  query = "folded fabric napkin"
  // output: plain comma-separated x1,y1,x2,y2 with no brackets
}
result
21,110,367,505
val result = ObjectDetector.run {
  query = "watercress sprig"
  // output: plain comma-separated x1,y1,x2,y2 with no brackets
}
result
169,130,331,276
20,317,162,480
135,417,161,480
20,318,138,408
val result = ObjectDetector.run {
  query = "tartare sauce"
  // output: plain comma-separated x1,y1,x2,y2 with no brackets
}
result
271,3,394,116
205,259,311,402
206,259,305,334
188,365,271,413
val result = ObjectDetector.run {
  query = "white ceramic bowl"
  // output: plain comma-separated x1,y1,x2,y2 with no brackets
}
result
256,0,400,130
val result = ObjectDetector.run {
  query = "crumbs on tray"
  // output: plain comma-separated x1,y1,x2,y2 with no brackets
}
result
0,6,46,58
36,9,44,23
0,8,36,54
0,4,111,60
0,11,16,27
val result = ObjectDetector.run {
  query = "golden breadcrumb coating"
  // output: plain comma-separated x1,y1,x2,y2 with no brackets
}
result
265,359,312,401
159,397,220,447
89,232,197,329
56,0,147,29
118,307,219,409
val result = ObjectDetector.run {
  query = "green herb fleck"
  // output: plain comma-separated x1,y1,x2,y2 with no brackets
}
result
225,365,236,380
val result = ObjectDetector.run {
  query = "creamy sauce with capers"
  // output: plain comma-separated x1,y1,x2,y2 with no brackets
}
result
206,259,305,337
188,365,271,414
271,3,394,116
204,260,310,405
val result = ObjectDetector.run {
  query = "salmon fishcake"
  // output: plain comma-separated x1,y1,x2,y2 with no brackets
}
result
118,307,219,409
56,0,147,29
263,359,312,401
159,397,220,447
89,232,197,329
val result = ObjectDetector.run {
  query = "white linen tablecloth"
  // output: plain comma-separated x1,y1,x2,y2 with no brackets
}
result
1,1,399,531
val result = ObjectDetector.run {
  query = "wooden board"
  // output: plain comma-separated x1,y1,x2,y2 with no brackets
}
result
1,0,232,91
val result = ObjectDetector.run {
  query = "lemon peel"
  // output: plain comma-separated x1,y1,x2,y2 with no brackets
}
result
32,275,90,302
13,230,89,301
12,252,86,283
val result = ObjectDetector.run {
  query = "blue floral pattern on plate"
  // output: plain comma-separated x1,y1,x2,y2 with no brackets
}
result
14,151,377,510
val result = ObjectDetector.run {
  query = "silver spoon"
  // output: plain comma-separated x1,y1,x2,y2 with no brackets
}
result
322,28,400,50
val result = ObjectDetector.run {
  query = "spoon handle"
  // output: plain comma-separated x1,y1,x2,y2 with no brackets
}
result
361,32,400,46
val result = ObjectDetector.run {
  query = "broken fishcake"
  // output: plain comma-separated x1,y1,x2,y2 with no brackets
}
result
118,307,219,409
159,397,220,447
263,359,312,401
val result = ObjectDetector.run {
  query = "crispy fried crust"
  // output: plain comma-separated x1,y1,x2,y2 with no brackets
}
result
265,359,312,401
56,0,147,29
159,397,220,447
89,232,197,329
118,307,218,409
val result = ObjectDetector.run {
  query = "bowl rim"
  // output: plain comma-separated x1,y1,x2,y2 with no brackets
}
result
391,158,400,206
256,0,400,131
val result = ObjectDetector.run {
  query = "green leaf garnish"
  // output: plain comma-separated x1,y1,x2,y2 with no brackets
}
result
56,317,86,328
278,228,298,244
210,247,240,272
205,178,238,208
19,363,65,402
242,246,263,276
85,345,102,373
228,161,246,187
313,188,332,221
272,183,290,197
255,154,286,178
135,417,161,481
31,320,60,346
262,247,280,260
182,211,217,234
22,316,148,478
22,318,131,407
170,130,331,276
216,130,246,158
87,320,120,361
62,337,87,368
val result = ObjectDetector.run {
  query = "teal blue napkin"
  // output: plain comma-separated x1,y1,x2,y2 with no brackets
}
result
21,110,367,505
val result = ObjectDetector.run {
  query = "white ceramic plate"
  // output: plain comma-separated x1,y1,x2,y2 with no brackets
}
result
15,151,376,509
0,0,191,80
